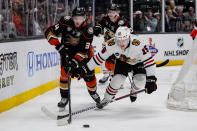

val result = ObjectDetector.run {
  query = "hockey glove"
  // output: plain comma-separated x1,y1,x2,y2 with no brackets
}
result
145,76,157,94
55,44,69,66
80,58,92,77
55,43,68,55
93,26,102,36
68,58,80,78
190,27,197,40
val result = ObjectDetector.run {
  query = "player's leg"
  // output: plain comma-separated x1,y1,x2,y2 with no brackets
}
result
99,55,115,84
73,51,101,104
99,62,110,83
58,66,70,112
99,42,110,84
105,55,124,89
97,59,131,109
84,72,101,104
98,74,126,108
129,64,146,102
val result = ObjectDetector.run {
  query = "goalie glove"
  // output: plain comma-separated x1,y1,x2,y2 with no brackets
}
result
145,76,157,94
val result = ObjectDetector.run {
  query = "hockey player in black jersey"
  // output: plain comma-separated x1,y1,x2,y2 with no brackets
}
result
93,4,130,84
45,7,100,111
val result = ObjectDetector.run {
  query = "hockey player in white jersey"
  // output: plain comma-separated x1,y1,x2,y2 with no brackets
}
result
80,26,157,109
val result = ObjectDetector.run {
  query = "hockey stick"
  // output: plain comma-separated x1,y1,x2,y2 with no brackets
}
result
156,59,169,67
63,52,73,124
41,88,145,121
66,67,72,124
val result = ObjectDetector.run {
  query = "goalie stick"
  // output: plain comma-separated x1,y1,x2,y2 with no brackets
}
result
41,88,145,122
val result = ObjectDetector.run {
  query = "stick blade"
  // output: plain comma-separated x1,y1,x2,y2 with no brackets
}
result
41,106,57,120
156,59,169,67
56,118,69,126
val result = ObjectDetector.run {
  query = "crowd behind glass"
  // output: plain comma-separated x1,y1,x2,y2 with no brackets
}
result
0,0,195,40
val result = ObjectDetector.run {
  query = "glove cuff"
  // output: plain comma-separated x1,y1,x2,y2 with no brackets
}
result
147,76,157,82
55,43,64,52
49,38,60,46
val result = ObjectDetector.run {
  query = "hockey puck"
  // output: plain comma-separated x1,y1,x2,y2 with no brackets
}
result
83,124,90,128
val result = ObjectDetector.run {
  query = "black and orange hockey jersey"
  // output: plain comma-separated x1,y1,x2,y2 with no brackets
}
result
96,16,130,41
45,16,94,58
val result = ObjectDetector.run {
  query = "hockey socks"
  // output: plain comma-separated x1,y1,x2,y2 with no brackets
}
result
58,88,69,111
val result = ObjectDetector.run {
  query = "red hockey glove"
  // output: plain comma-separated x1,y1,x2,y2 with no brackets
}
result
190,27,197,40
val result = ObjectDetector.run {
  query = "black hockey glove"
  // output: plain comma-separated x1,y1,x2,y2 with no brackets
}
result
55,43,68,56
55,44,69,66
93,26,102,36
80,58,92,77
145,76,157,94
68,58,81,78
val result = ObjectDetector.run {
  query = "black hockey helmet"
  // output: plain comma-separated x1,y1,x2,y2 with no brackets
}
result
72,7,86,17
108,4,120,11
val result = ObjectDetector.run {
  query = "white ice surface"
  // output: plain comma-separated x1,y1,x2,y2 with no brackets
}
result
1,66,197,131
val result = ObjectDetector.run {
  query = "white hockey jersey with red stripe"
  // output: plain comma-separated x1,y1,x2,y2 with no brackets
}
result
87,37,156,76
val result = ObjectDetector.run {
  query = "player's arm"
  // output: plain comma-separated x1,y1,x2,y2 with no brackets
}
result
80,40,115,75
140,44,157,94
45,17,73,68
93,17,106,36
120,17,130,28
141,45,156,76
87,44,113,71
45,17,66,46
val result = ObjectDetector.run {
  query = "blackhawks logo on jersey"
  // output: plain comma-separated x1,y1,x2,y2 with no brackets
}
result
132,39,141,46
107,39,115,46
119,55,136,63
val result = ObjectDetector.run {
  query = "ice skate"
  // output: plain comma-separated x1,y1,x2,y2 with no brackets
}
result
99,75,110,84
90,92,101,104
57,98,69,112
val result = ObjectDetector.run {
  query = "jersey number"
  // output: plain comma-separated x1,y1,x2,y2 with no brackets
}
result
85,42,90,49
142,45,149,55
55,24,59,30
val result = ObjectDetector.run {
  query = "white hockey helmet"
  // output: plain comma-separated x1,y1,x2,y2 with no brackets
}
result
115,26,131,40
